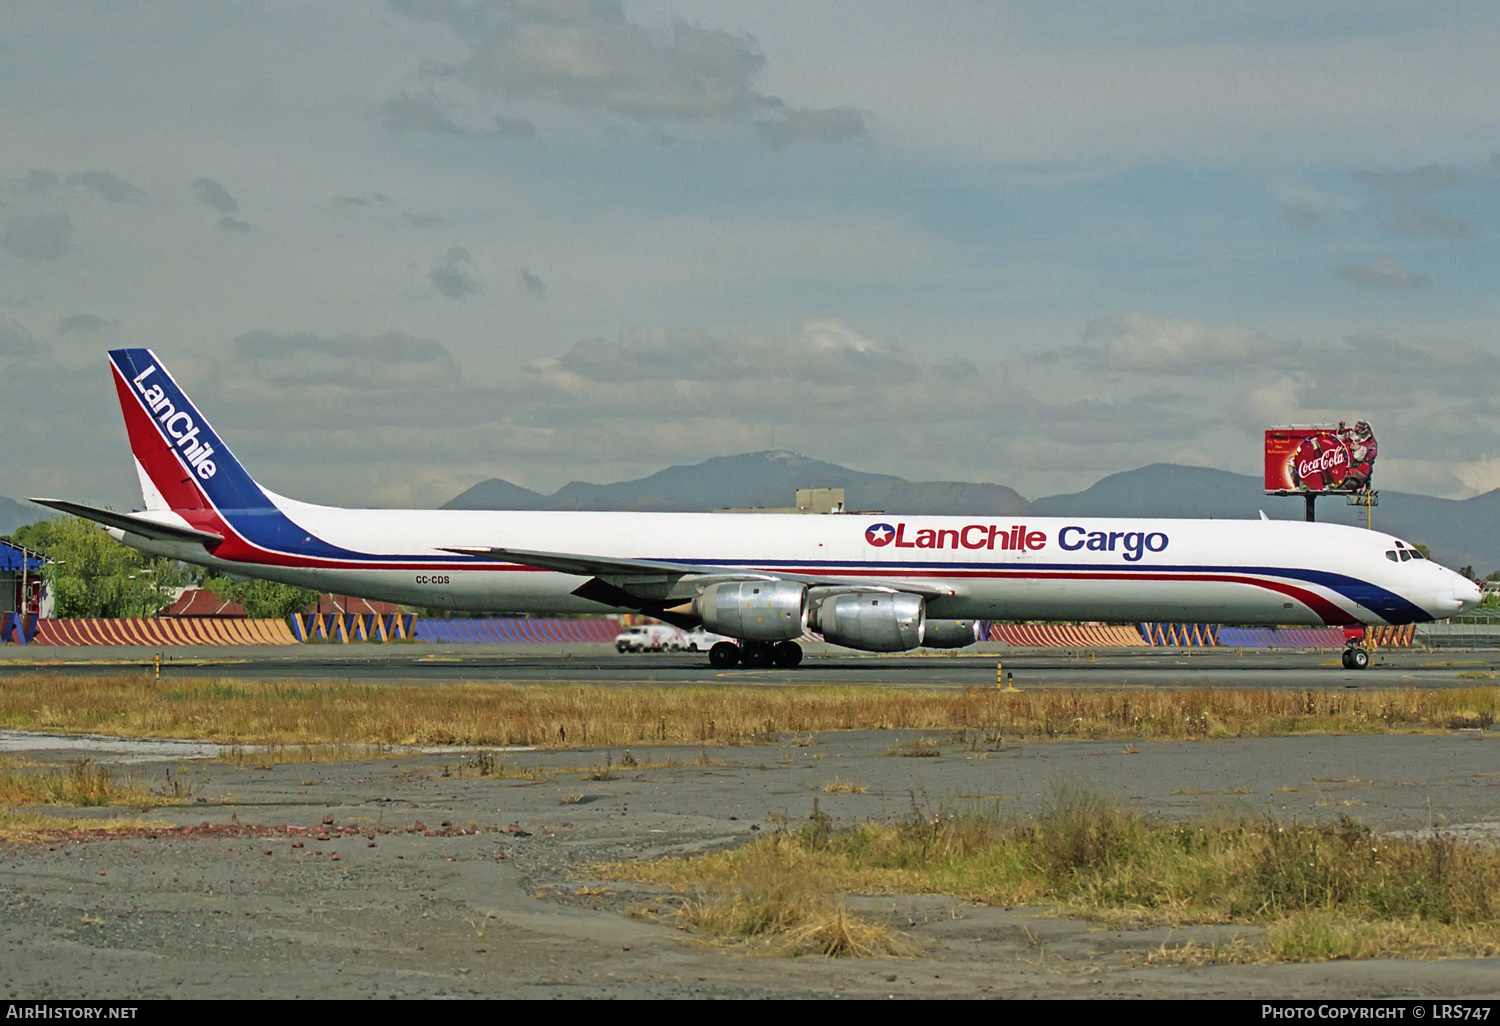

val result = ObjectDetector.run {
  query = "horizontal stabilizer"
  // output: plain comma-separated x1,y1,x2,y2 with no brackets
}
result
29,498,225,546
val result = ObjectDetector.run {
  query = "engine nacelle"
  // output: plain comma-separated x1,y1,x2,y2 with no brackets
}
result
692,581,808,643
921,619,983,649
810,592,925,652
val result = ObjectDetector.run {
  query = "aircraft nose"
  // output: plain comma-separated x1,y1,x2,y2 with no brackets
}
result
1428,575,1482,616
1455,578,1483,613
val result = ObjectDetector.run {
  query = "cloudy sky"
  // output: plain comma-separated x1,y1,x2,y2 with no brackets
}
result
3,1,1500,510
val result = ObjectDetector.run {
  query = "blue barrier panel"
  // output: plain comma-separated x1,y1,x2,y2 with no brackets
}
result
1217,626,1345,648
410,617,622,644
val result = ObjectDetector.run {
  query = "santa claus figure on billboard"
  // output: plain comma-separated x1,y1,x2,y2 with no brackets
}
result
1339,420,1378,491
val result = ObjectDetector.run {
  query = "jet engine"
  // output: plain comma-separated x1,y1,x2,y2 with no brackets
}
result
692,581,808,642
921,619,983,649
809,592,925,652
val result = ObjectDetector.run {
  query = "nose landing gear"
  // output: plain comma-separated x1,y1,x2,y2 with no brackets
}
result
1341,626,1370,670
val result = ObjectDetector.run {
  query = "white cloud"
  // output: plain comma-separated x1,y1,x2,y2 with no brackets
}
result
0,319,42,357
1080,313,1280,371
391,0,868,148
191,178,239,214
1,214,72,260
56,314,115,335
756,106,868,150
429,247,481,298
381,90,469,135
66,172,147,203
1335,255,1431,290
518,267,547,298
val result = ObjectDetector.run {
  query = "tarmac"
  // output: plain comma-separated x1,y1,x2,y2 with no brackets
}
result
3,642,1499,690
1,646,1498,999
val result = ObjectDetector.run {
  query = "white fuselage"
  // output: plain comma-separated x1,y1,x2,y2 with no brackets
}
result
121,500,1479,626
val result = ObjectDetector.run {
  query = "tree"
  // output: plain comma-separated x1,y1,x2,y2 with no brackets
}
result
27,517,187,618
205,576,319,620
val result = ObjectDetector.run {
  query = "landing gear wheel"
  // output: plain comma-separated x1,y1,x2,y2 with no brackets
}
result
1348,646,1370,670
709,641,740,669
772,641,803,668
739,642,774,669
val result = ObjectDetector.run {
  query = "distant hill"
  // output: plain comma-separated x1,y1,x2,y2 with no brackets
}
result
0,495,43,537
442,454,1500,575
445,451,1031,517
1032,464,1500,573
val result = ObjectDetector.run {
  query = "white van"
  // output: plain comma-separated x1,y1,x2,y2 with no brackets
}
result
681,628,732,652
614,624,686,652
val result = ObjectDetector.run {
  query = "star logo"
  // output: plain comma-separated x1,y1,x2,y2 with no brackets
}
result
865,522,896,547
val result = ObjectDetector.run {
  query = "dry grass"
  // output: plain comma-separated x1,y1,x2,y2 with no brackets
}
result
601,789,1500,962
6,674,1494,749
664,886,920,958
0,810,172,843
1151,916,1500,966
822,778,868,793
626,801,919,958
0,758,169,809
888,738,942,757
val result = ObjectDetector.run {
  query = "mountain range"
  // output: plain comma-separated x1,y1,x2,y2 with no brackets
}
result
443,452,1500,573
0,496,41,539
7,452,1496,572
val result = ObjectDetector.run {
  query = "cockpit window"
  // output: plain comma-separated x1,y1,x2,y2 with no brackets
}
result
1411,550,1425,559
1399,550,1412,561
1386,551,1399,562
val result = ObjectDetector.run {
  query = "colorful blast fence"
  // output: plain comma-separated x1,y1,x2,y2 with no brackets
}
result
1,612,38,645
1138,623,1416,649
289,612,418,643
411,617,624,644
1,613,1419,649
21,617,298,646
986,623,1148,648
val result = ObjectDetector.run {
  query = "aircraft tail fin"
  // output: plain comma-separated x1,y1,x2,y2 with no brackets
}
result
107,349,274,513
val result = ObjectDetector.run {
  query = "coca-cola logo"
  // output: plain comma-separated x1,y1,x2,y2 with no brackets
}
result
1291,433,1350,491
1297,447,1348,478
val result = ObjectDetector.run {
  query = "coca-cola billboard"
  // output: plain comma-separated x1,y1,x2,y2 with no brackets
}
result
1265,423,1378,494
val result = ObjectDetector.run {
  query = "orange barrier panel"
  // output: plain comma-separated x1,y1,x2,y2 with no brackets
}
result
1366,625,1416,648
32,618,299,646
987,624,1148,647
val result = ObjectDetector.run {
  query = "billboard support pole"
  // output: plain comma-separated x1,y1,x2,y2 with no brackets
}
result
1305,494,1316,523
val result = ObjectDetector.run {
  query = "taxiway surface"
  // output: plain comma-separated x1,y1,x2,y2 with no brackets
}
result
2,644,1497,690
2,725,1498,999
2,644,1499,998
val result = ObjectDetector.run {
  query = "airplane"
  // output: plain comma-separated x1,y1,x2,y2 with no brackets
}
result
32,349,1482,671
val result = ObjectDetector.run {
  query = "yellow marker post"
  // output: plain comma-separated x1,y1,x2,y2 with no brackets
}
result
154,651,161,682
997,661,1020,693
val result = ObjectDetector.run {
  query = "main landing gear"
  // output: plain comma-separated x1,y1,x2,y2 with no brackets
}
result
1341,627,1370,670
708,640,803,669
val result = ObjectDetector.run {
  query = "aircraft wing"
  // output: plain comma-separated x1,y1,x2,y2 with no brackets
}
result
443,546,956,597
29,499,225,546
441,546,778,581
